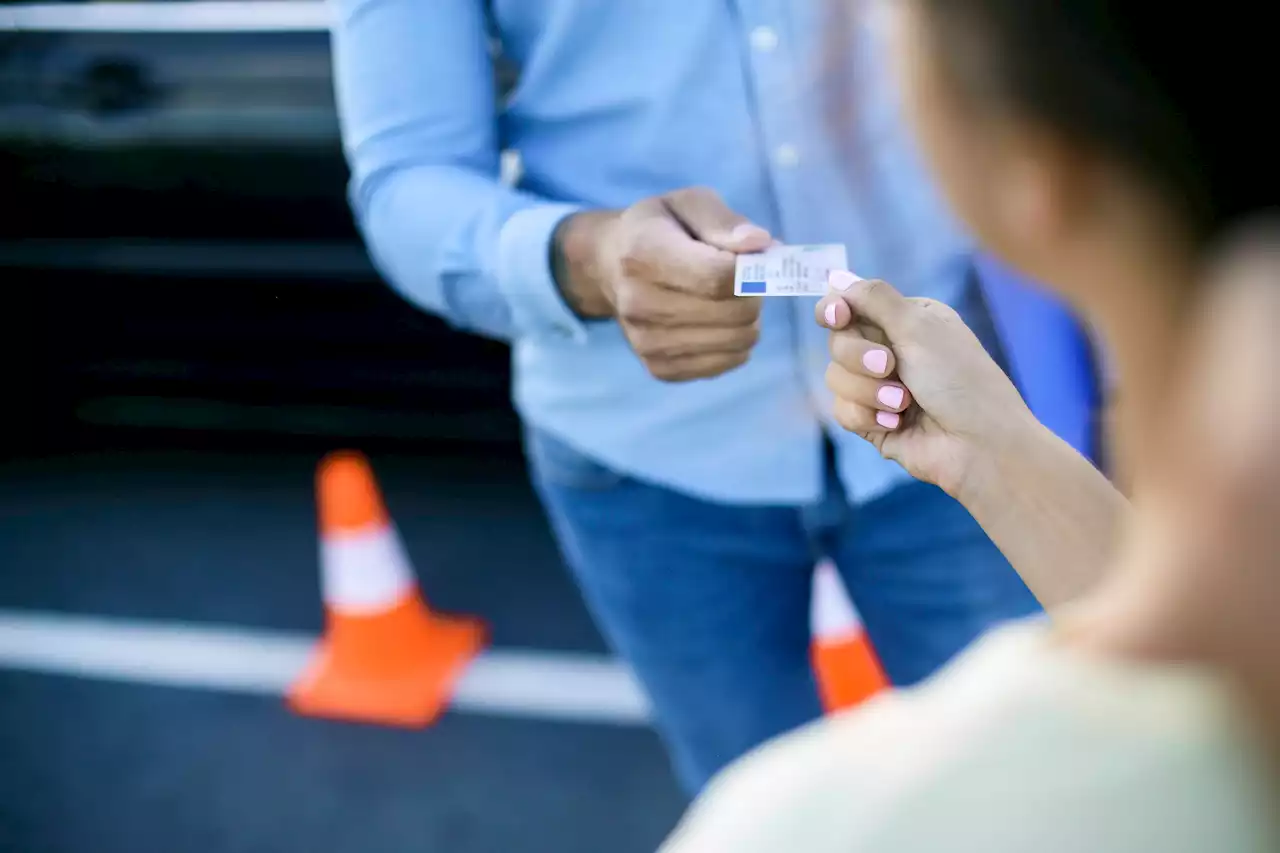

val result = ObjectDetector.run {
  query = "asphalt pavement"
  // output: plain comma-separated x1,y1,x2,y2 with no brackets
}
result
0,440,686,853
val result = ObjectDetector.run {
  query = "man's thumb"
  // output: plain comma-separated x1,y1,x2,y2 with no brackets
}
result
664,187,772,252
722,222,773,252
829,272,912,337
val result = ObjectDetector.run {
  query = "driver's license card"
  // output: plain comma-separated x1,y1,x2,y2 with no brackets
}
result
734,244,849,297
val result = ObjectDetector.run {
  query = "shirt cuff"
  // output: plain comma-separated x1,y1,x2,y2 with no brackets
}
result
495,202,589,344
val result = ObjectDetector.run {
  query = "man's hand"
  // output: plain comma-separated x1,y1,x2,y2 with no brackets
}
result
553,188,772,382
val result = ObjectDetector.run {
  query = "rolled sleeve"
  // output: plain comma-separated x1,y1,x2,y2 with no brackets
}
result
496,201,590,344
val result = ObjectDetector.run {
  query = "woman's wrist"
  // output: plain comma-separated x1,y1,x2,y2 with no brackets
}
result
953,408,1127,607
953,409,1054,511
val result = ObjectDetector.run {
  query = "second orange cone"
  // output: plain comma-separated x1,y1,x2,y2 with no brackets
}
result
288,450,487,728
810,558,888,713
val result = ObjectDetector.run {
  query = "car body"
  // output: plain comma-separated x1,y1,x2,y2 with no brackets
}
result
1,0,520,447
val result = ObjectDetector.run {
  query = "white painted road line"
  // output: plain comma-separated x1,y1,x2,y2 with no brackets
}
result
0,610,652,727
1,1,332,33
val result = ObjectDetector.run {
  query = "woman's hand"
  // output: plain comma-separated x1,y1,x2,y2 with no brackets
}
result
817,270,1126,606
816,271,1036,497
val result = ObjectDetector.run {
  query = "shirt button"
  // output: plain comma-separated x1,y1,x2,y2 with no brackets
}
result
750,26,779,53
775,143,800,168
500,149,523,186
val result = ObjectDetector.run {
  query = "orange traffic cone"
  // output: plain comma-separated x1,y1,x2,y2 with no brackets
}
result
810,558,888,713
288,450,487,727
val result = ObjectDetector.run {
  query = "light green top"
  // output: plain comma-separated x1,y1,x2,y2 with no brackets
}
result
663,623,1279,852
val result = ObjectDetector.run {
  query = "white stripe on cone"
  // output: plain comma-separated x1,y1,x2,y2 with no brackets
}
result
810,558,863,639
319,523,416,615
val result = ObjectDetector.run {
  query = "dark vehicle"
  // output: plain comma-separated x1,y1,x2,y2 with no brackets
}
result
1,1,519,449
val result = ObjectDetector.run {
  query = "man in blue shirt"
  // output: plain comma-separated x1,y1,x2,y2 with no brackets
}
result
331,0,1043,793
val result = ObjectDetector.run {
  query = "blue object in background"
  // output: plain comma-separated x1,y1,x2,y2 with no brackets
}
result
976,255,1102,464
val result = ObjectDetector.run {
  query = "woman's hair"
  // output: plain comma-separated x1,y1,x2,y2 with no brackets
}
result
909,1,1275,247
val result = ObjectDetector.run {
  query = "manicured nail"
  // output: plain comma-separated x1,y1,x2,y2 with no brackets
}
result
829,269,860,292
878,386,904,409
876,411,901,429
731,223,770,245
863,349,888,375
824,303,838,327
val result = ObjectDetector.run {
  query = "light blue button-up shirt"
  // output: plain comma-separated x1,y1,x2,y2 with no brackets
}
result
332,0,972,506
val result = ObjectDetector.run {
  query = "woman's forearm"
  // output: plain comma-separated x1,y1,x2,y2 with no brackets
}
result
958,416,1129,608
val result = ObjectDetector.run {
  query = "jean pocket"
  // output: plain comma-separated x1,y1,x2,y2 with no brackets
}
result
523,427,626,492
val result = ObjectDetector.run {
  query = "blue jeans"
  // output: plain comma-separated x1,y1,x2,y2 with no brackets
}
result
525,428,1041,794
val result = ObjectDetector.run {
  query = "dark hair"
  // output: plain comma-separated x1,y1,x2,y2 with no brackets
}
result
911,1,1275,246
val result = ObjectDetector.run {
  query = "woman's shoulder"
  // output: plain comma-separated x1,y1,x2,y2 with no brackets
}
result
662,622,1279,853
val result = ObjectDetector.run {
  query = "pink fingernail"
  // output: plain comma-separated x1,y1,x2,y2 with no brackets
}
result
823,303,838,327
829,270,860,292
863,349,888,375
876,411,901,429
878,386,904,409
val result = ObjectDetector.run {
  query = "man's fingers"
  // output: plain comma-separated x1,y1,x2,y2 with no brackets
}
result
825,363,912,414
664,187,772,253
615,284,761,328
619,189,769,299
829,271,914,338
619,213,739,300
626,322,760,362
828,328,897,379
645,350,752,383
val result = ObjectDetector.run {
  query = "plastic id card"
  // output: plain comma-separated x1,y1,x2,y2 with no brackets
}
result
734,244,849,297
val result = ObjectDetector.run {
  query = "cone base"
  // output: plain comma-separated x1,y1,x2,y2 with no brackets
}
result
288,613,487,728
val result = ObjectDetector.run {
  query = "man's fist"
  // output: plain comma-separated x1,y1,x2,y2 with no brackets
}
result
554,187,771,382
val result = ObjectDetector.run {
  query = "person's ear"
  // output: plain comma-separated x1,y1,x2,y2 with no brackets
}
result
988,127,1094,278
994,135,1076,248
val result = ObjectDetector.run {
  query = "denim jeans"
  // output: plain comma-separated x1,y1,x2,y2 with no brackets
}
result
525,428,1041,795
